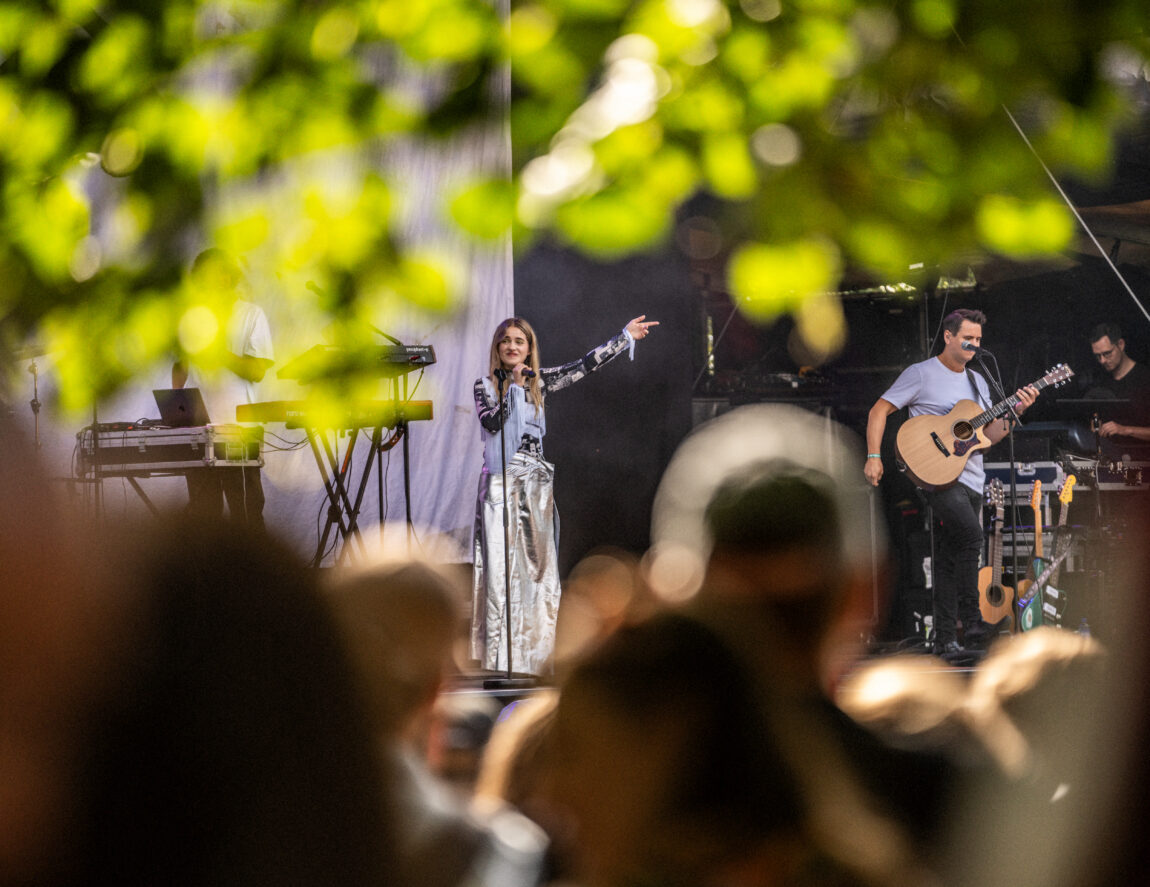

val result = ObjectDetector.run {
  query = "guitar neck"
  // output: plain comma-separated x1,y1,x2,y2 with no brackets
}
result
990,507,1004,580
1033,545,1073,589
1049,490,1074,583
970,375,1055,430
1055,490,1074,532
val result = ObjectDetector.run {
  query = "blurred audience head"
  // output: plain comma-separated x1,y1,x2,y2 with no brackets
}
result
545,611,813,887
836,653,998,775
649,404,883,687
474,692,559,811
0,432,130,885
941,626,1120,887
427,693,503,794
704,462,848,640
473,693,568,879
1,455,393,887
650,403,880,594
74,518,392,887
324,557,466,745
966,627,1108,779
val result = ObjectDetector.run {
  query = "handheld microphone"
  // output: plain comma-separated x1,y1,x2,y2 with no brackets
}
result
961,342,991,356
496,367,535,381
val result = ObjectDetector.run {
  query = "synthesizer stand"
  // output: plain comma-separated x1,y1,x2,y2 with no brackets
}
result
304,393,428,567
245,340,436,566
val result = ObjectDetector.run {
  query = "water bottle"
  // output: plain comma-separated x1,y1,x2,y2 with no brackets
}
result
1077,617,1091,637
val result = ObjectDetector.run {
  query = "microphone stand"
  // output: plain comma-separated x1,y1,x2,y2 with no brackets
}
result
483,369,537,691
478,368,519,694
498,369,514,682
974,351,1025,614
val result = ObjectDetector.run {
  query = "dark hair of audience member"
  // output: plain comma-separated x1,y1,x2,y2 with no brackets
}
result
67,518,395,887
324,559,463,742
702,463,848,648
547,611,821,887
1,430,134,885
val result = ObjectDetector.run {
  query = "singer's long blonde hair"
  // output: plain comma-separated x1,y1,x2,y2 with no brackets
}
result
488,317,543,410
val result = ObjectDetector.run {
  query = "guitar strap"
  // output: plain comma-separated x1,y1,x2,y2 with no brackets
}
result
965,368,989,408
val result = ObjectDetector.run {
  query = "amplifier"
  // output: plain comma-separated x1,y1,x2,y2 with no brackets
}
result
78,424,263,475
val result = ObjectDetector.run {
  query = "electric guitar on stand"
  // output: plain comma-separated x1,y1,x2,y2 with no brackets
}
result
1014,480,1045,607
978,479,1014,628
1041,476,1077,626
896,364,1075,490
1015,543,1074,632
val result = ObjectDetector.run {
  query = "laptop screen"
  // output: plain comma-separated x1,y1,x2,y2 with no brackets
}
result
153,388,212,427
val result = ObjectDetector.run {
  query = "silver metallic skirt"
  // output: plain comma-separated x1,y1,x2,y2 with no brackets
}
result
470,453,560,675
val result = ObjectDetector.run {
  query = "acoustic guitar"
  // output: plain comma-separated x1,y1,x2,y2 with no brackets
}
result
977,479,1013,627
896,364,1075,490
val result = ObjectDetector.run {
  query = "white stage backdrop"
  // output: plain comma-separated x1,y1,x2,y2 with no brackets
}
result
14,32,512,566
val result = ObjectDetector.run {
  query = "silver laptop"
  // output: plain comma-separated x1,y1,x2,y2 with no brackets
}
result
153,388,212,427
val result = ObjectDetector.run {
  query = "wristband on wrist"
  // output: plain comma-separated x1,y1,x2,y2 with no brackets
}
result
866,453,882,459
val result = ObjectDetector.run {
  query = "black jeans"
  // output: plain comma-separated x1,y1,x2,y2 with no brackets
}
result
925,483,987,646
186,466,266,533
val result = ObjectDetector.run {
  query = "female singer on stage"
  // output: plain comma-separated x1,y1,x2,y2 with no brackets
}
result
471,314,658,676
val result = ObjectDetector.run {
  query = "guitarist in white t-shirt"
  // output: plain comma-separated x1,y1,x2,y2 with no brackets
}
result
864,309,1038,656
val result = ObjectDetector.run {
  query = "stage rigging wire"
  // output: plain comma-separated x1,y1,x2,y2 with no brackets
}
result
1002,105,1150,326
940,21,1150,325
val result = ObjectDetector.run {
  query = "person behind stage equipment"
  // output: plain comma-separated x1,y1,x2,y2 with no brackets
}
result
470,313,657,676
864,308,1037,655
1087,321,1150,449
172,248,274,532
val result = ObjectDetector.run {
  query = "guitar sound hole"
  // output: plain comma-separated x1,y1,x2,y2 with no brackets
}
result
952,420,974,441
987,585,1004,607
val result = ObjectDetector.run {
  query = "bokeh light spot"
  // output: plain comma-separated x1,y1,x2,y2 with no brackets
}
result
101,128,143,176
178,305,220,354
740,0,781,23
69,236,102,282
312,6,360,60
751,123,802,166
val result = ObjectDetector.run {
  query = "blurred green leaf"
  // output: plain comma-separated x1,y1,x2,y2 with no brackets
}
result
77,16,153,107
555,189,670,255
451,178,516,239
976,195,1074,258
702,131,757,199
0,0,1146,410
728,238,841,322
